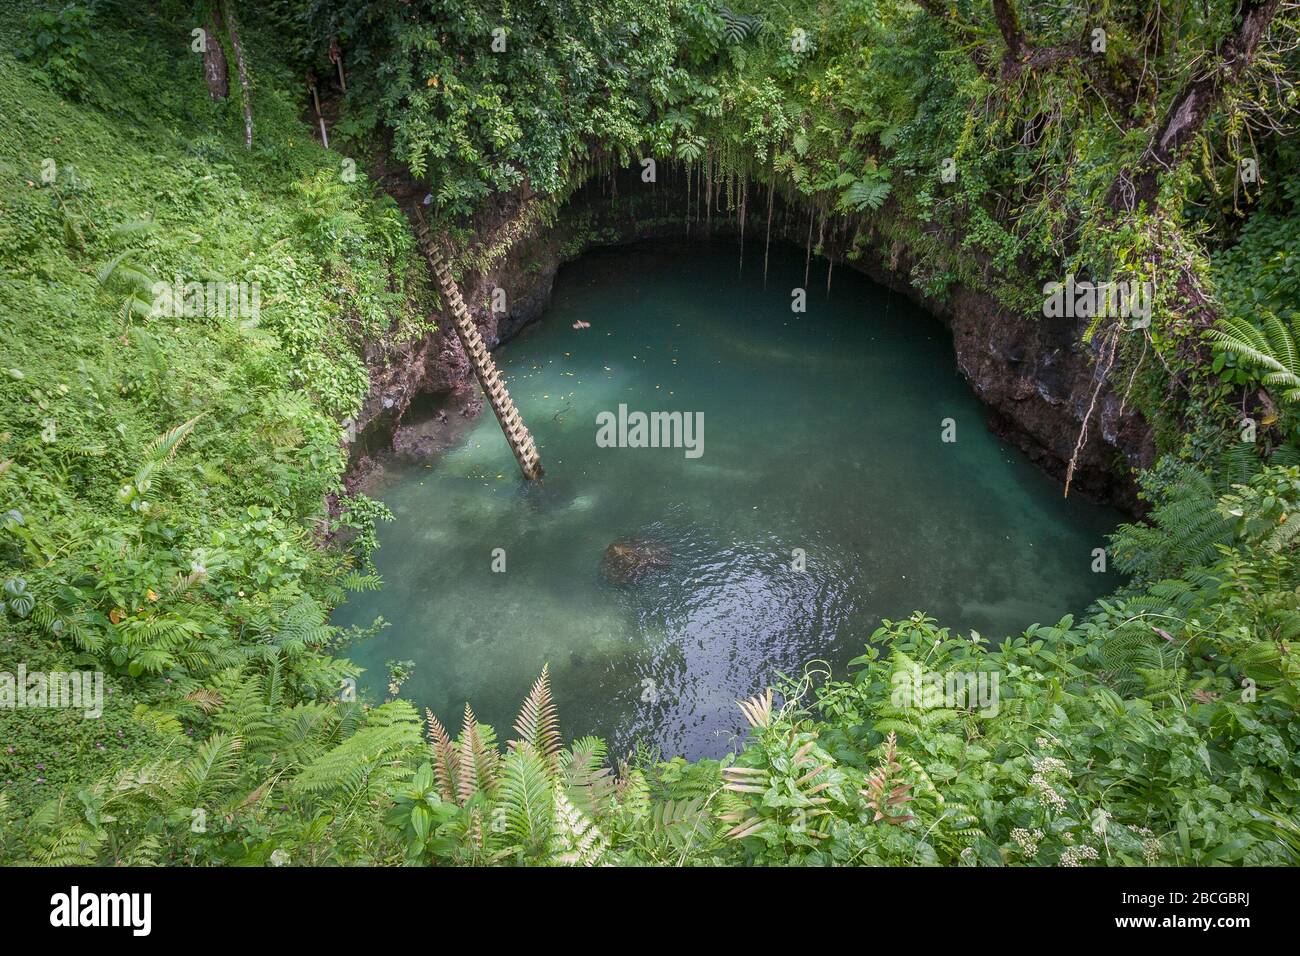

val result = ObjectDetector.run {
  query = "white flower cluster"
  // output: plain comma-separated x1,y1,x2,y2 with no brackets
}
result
1029,772,1067,810
1011,827,1044,857
1059,844,1100,867
1031,755,1071,778
1127,825,1162,863
1028,753,1071,811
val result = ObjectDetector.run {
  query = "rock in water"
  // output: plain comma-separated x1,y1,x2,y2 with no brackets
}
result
600,537,669,584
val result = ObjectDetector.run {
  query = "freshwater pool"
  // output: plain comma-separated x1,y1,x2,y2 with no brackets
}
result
332,239,1122,759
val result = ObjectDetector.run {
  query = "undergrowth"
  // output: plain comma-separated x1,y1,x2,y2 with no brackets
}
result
1,0,1298,866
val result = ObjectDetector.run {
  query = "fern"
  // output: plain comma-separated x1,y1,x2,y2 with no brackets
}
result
1210,312,1300,405
561,736,615,819
292,705,422,794
426,709,460,802
736,687,774,729
841,177,893,212
651,796,714,851
96,248,158,329
863,732,916,825
718,6,760,44
497,745,554,855
1111,463,1233,579
552,787,609,865
511,664,561,771
172,733,244,806
145,415,201,464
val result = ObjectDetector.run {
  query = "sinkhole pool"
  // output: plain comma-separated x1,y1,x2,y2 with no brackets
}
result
332,238,1123,760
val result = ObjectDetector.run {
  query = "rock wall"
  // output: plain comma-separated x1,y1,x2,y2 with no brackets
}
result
347,163,1153,511
847,240,1155,510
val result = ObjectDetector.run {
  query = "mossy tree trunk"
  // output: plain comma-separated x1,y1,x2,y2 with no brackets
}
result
202,4,229,101
220,0,254,148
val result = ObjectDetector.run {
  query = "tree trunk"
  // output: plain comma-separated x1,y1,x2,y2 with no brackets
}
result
202,6,229,101
991,0,1027,70
221,1,254,148
330,39,347,92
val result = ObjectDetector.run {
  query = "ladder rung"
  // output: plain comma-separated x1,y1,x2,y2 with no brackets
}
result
422,226,541,481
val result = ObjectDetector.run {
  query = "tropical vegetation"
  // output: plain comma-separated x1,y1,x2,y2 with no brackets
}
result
1,0,1299,865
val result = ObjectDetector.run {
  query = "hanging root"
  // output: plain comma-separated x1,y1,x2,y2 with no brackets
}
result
763,177,774,288
1116,332,1148,420
738,179,747,276
1064,323,1122,498
804,209,813,288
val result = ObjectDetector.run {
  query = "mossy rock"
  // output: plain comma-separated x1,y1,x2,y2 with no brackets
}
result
600,537,670,584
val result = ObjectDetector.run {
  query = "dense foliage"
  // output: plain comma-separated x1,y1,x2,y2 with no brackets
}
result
0,0,431,861
2,0,1299,865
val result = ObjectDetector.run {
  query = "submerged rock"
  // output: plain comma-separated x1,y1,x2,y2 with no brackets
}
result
600,537,669,585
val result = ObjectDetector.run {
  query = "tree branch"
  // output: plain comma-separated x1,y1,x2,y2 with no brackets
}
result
1108,0,1283,213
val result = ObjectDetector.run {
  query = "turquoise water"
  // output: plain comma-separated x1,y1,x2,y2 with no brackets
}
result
333,239,1122,760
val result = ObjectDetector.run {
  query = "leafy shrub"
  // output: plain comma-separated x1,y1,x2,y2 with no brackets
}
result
20,4,94,98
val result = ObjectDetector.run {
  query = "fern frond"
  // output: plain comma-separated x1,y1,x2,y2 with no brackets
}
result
511,664,561,771
561,736,614,818
651,796,714,850
426,709,459,802
146,415,202,464
552,787,609,865
292,714,421,795
497,745,554,855
174,733,243,806
457,704,501,802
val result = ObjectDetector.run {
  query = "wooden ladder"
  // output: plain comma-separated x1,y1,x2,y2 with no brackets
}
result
412,210,543,481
